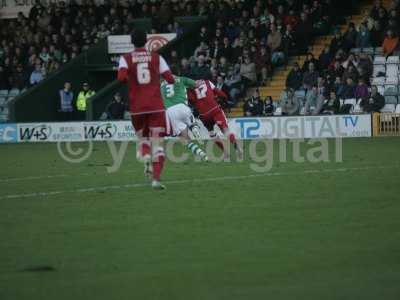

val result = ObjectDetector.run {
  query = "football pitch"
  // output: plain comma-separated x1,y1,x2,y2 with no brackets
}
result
0,138,399,300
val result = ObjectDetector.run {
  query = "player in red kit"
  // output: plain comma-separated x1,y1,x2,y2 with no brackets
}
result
117,29,175,190
188,79,243,159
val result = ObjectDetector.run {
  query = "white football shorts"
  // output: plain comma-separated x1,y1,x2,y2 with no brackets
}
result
167,103,195,136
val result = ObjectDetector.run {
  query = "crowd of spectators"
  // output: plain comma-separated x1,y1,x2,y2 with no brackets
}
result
244,0,400,117
0,0,378,119
0,0,188,91
172,0,344,108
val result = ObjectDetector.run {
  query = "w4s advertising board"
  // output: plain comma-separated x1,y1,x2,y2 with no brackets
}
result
0,115,372,144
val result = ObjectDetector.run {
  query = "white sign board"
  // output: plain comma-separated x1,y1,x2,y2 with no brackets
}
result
0,115,372,144
0,0,34,19
107,33,177,54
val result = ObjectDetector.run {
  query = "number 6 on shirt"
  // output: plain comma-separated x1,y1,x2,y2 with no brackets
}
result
137,63,151,84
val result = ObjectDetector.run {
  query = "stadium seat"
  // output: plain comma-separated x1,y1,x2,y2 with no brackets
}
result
8,89,20,96
274,107,282,116
384,85,398,96
384,95,398,104
0,90,8,97
0,96,6,105
386,56,400,64
353,102,363,113
344,98,357,106
351,48,362,54
374,47,383,55
362,47,374,55
373,64,385,77
386,64,399,79
373,56,386,65
395,104,400,113
380,104,396,113
375,85,385,95
372,77,385,85
295,90,306,98
385,77,399,85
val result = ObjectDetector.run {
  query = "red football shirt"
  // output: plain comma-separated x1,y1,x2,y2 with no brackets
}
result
188,80,220,116
117,48,173,114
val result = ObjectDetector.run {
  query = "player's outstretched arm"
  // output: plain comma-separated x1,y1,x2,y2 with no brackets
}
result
159,56,175,84
181,77,196,88
213,88,228,99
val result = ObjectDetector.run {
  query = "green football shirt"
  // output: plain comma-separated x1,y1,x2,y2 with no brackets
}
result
161,76,196,108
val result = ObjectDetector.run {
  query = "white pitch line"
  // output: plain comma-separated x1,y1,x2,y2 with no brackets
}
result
0,164,398,200
0,160,397,183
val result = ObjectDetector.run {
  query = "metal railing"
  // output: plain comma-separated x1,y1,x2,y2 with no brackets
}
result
372,112,400,136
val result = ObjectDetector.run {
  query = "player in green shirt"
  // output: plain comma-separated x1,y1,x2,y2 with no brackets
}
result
161,76,208,161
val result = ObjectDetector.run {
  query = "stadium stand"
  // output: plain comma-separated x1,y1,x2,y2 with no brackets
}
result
231,0,399,117
0,0,397,122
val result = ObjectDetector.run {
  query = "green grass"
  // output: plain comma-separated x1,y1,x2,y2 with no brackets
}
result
0,138,400,300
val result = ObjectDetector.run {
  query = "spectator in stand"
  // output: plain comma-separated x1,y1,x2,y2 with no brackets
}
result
282,23,296,58
267,24,284,65
191,55,211,80
304,85,324,115
0,66,10,90
356,23,371,48
264,96,274,116
286,62,303,90
194,41,210,59
382,29,399,57
295,12,313,54
225,66,242,105
29,64,44,86
240,56,257,87
360,86,385,112
11,64,28,90
243,89,264,116
342,65,359,83
318,47,332,71
280,88,300,116
355,78,369,99
59,81,73,120
215,75,233,108
302,62,319,90
370,21,385,47
321,91,340,114
180,58,191,77
341,77,356,99
302,53,319,72
255,47,271,85
330,31,345,55
220,37,233,61
106,92,127,120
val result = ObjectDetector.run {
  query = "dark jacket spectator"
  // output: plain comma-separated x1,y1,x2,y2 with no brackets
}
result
11,65,28,90
243,90,264,116
356,23,371,48
322,91,340,114
302,62,319,90
106,93,127,119
0,66,10,90
191,56,211,80
341,78,356,99
286,63,303,90
342,23,357,51
360,86,385,113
